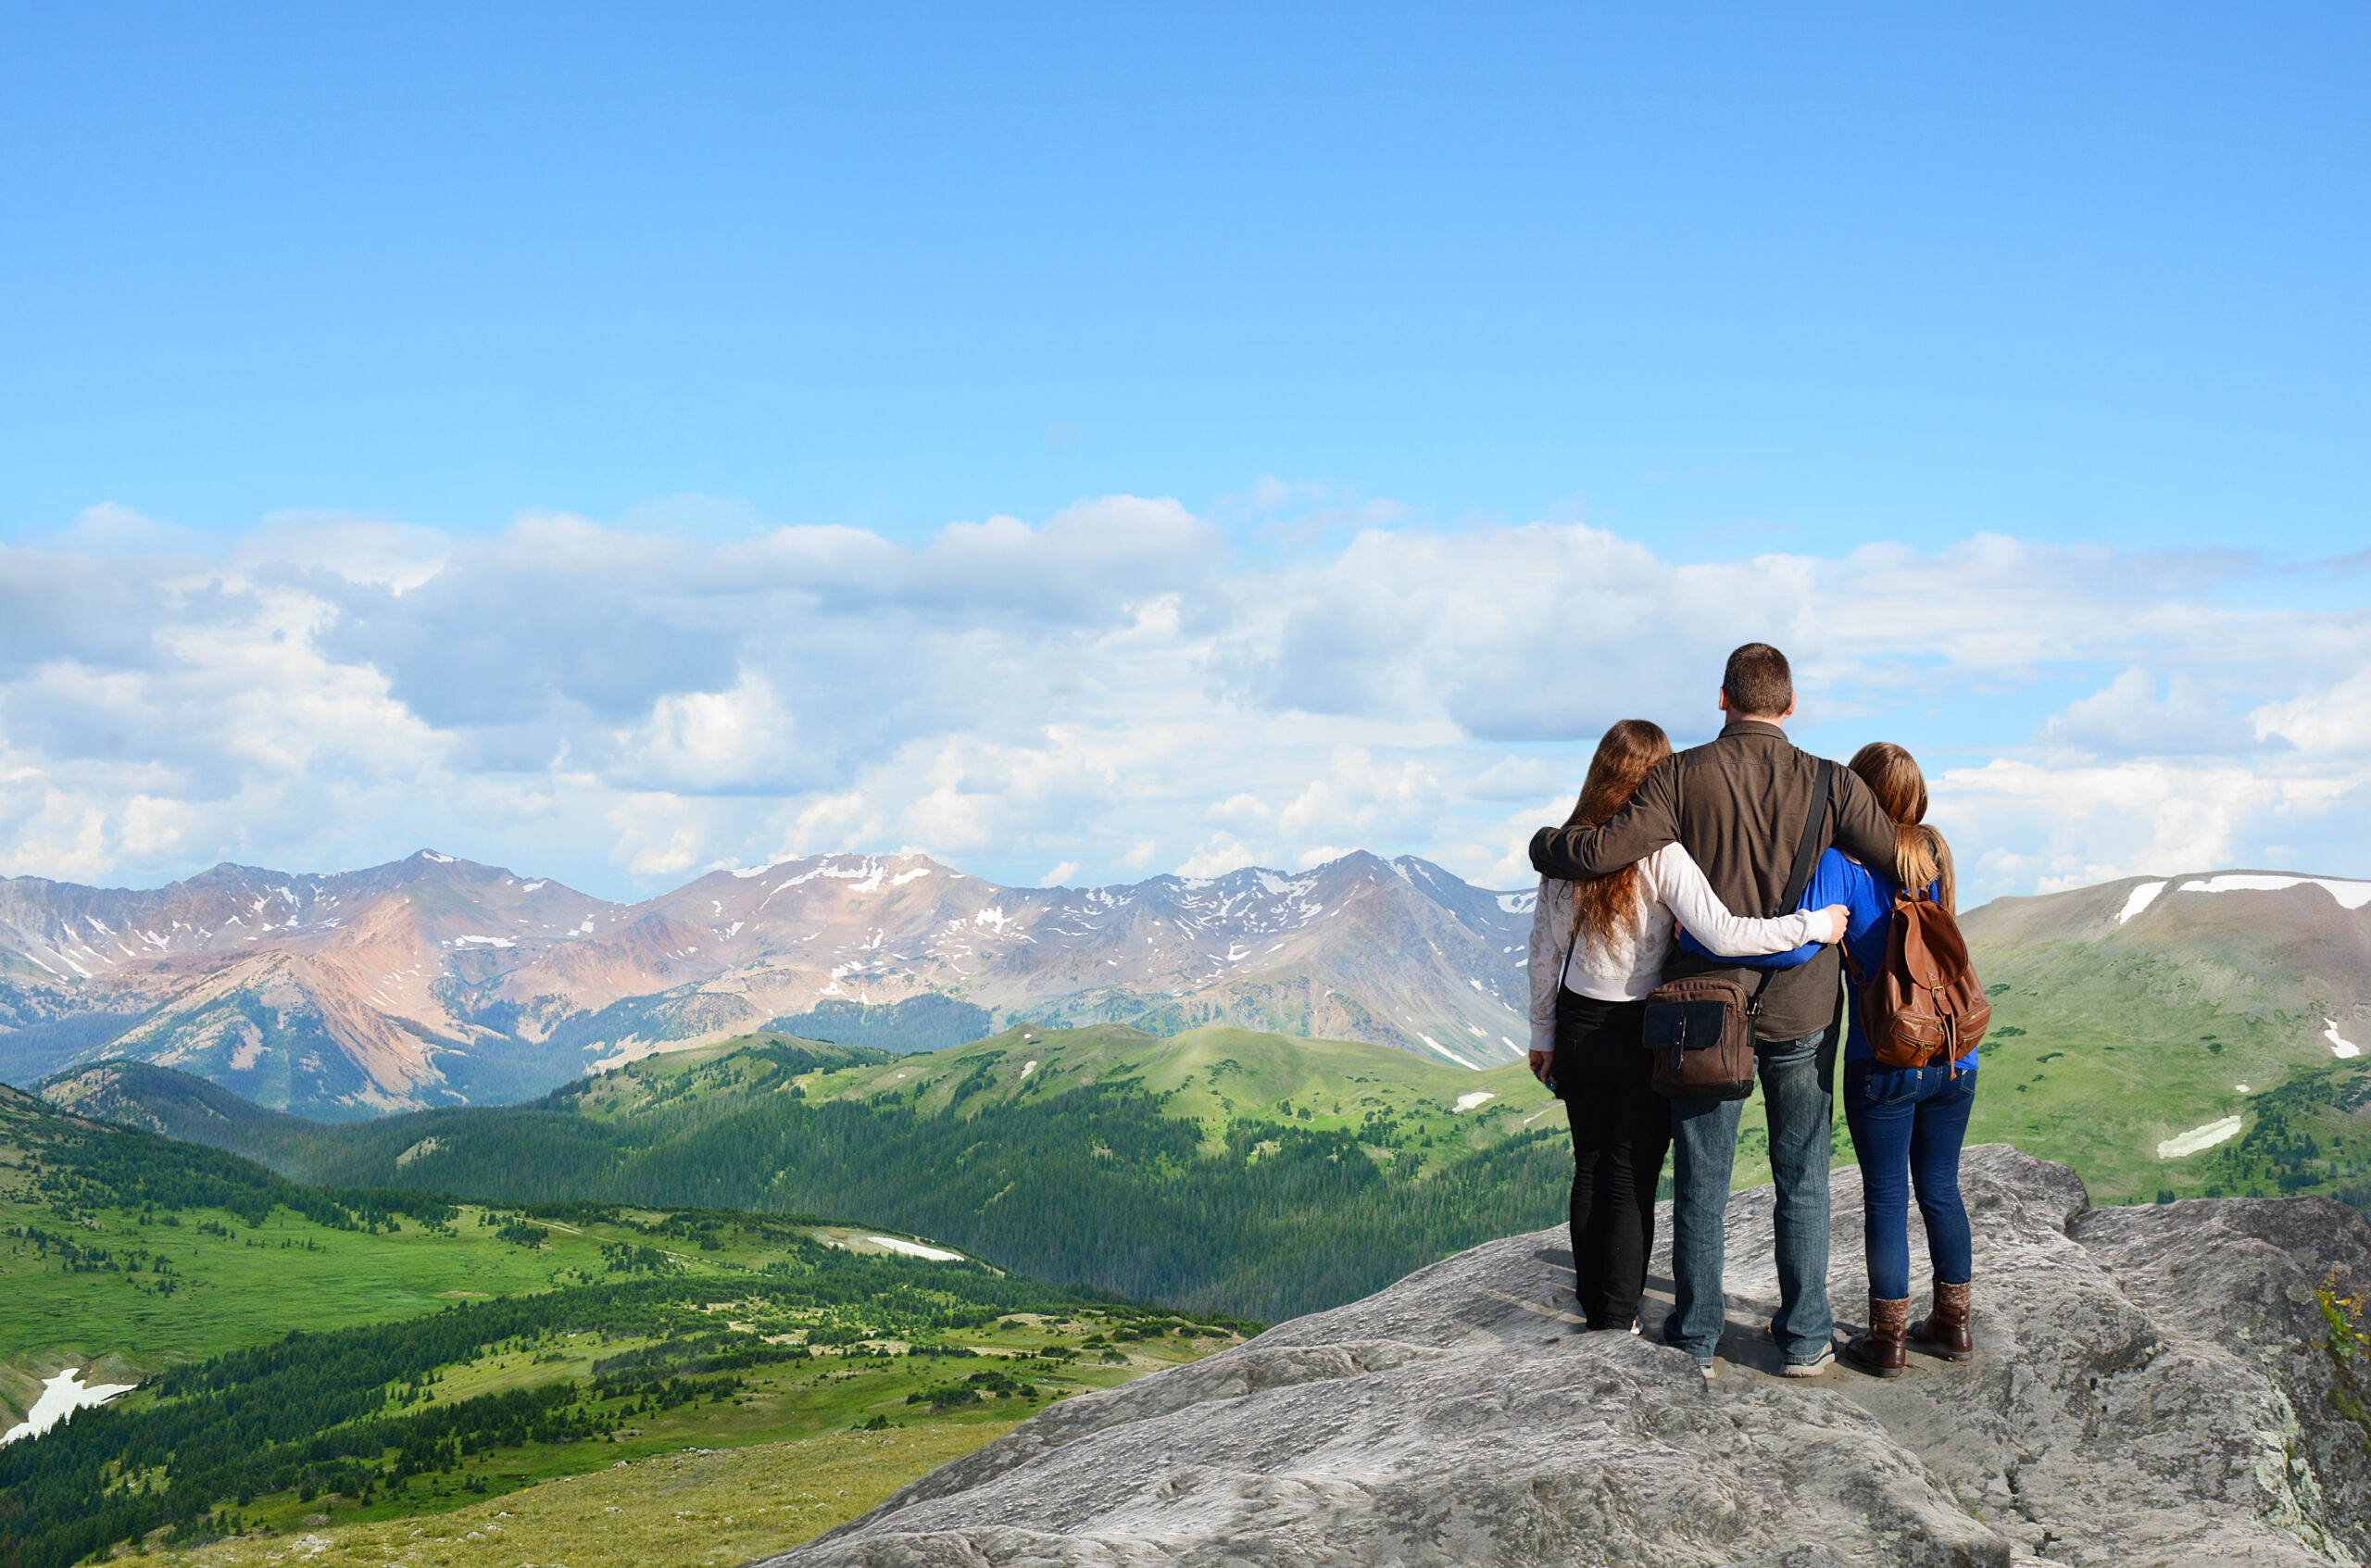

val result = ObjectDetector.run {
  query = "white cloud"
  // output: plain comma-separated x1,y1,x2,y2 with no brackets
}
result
2039,668,2260,758
2253,665,2371,758
614,671,804,791
1933,757,2363,892
1175,836,1258,879
0,499,2363,904
1037,861,1080,887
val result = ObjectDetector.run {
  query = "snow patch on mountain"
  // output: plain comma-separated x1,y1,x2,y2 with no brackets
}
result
2176,872,2371,909
2114,880,2166,924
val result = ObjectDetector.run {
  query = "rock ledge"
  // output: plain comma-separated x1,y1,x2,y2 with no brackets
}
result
756,1147,2371,1567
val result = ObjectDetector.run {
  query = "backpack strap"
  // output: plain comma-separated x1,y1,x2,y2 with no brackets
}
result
1748,759,1833,1020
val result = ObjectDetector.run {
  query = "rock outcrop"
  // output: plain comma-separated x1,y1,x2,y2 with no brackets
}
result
756,1146,2371,1567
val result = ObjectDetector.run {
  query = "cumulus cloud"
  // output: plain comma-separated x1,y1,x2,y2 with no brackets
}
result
0,499,2364,904
2039,669,2264,759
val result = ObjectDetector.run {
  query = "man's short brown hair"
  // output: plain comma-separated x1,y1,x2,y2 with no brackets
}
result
1723,643,1793,718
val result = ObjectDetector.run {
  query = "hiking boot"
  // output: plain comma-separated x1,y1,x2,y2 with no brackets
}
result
1779,1344,1835,1377
1841,1297,1910,1377
1910,1277,1976,1361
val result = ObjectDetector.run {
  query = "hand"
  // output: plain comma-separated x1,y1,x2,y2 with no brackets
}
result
1528,1049,1554,1084
1818,904,1850,944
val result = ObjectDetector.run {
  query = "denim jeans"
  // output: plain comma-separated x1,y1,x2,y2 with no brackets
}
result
1663,1023,1838,1366
1843,1060,1976,1299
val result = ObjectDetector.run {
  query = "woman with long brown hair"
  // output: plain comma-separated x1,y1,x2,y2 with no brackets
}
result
1525,719,1849,1331
1792,742,1977,1377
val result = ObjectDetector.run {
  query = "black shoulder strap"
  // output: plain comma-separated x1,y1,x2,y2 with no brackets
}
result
1777,759,1834,915
1748,759,1833,1017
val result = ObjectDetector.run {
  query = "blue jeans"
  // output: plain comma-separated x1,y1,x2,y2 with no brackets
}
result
1843,1060,1976,1299
1663,1024,1838,1367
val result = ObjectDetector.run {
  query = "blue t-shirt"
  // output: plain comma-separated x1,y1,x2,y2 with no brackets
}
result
1677,847,1976,1071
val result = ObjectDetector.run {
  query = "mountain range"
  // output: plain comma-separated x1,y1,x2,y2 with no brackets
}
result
0,849,1533,1118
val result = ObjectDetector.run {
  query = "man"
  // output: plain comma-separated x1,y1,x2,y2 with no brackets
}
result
1529,643,1896,1377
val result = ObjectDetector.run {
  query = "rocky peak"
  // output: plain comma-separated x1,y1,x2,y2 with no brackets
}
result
761,1145,2370,1567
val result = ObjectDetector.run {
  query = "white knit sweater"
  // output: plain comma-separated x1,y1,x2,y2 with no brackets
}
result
1524,843,1828,1054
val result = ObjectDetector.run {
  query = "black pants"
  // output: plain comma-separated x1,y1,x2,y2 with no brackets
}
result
1554,989,1672,1329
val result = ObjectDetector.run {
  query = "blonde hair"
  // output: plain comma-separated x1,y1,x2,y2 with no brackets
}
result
1564,721,1674,956
1848,741,1954,914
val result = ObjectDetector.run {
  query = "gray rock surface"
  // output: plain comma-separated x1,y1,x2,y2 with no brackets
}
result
755,1146,2371,1567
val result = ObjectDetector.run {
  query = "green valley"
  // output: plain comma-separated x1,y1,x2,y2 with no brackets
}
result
0,1082,1249,1567
54,1023,1577,1324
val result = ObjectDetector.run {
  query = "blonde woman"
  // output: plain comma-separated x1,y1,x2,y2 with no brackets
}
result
1802,743,1978,1376
1526,719,1849,1331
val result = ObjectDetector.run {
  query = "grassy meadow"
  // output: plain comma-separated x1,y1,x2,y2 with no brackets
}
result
0,1082,1249,1565
175,1426,1022,1568
147,1302,1226,1551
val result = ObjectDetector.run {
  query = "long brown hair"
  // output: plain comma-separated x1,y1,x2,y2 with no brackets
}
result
1849,741,1955,914
1565,720,1673,956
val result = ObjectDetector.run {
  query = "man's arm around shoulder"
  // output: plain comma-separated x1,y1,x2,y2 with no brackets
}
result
1829,764,1899,866
1530,756,1680,880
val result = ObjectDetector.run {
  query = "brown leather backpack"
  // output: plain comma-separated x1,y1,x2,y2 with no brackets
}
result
1858,885,1990,1072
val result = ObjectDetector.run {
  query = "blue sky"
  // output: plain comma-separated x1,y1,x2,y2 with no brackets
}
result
0,4,2365,901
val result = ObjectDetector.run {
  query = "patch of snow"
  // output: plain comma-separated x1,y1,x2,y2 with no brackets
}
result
520,880,545,892
729,861,786,878
2235,1084,2252,1094
1420,1033,1486,1071
453,935,517,948
973,906,1010,931
892,866,932,885
2114,881,2167,925
1020,1060,1037,1077
3,1369,137,1445
1497,891,1537,914
869,1236,962,1261
2175,873,2371,910
419,850,458,863
2157,1116,2243,1160
1452,1091,1497,1113
2326,1019,2363,1060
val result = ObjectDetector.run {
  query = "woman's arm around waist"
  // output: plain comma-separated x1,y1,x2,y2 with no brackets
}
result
1652,844,1838,956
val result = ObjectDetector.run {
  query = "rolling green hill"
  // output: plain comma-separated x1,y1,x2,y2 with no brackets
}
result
1961,872,2371,1209
44,1023,1575,1323
0,1076,1248,1566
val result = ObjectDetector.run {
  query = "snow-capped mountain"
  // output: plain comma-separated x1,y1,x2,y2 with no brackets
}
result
0,848,1535,1117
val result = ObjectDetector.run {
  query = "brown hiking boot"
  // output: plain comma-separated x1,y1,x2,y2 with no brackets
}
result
1841,1297,1909,1377
1910,1277,1976,1361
